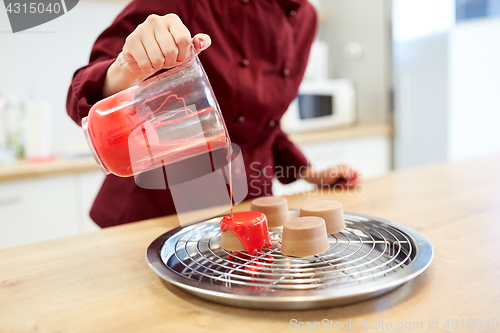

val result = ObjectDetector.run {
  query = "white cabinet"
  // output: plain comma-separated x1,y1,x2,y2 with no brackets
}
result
273,136,391,196
0,175,79,249
75,171,105,233
0,171,105,249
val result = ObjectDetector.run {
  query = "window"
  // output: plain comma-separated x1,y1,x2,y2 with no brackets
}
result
456,0,500,21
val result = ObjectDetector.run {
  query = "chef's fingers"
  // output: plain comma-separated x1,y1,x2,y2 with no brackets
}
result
335,177,361,189
348,170,362,182
123,34,153,73
152,24,178,68
193,33,211,54
116,52,143,74
166,15,192,62
140,28,166,70
326,167,342,182
338,165,356,180
342,166,355,179
118,51,134,64
348,176,361,187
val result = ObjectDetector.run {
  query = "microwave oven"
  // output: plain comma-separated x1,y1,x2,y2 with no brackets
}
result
280,79,356,133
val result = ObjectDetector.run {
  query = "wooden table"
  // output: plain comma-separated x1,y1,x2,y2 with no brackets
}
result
1,156,499,332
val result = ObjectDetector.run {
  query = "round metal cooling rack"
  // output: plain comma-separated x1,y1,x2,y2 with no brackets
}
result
146,211,433,310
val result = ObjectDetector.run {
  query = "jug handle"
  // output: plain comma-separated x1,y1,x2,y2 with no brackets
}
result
116,43,197,68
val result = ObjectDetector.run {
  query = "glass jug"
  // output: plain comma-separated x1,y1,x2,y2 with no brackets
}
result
82,47,230,177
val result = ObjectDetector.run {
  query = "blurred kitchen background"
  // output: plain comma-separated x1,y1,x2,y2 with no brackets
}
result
1,0,499,249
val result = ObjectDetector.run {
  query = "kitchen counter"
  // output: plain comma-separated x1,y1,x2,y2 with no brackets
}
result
0,157,100,182
1,155,499,332
287,123,393,146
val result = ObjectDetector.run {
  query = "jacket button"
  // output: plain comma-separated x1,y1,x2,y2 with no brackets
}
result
289,9,297,17
240,59,250,67
282,68,291,77
269,120,276,127
236,114,246,123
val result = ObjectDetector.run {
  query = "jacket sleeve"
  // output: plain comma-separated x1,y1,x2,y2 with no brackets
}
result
66,0,190,125
273,126,311,184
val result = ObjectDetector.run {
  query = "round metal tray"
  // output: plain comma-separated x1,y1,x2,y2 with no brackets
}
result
146,211,433,310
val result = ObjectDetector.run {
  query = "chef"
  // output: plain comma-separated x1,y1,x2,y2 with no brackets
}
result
66,0,360,228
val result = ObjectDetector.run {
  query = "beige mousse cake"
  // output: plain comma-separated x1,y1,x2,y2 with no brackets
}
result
250,196,289,228
280,216,330,257
220,230,245,252
300,200,345,234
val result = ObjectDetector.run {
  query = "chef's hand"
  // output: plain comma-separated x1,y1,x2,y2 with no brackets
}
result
103,13,211,97
301,165,361,189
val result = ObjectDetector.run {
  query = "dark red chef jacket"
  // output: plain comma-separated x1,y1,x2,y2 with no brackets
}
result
66,0,317,227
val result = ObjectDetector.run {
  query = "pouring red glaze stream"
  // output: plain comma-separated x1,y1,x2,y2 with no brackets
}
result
222,138,273,255
90,87,267,253
220,212,272,255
